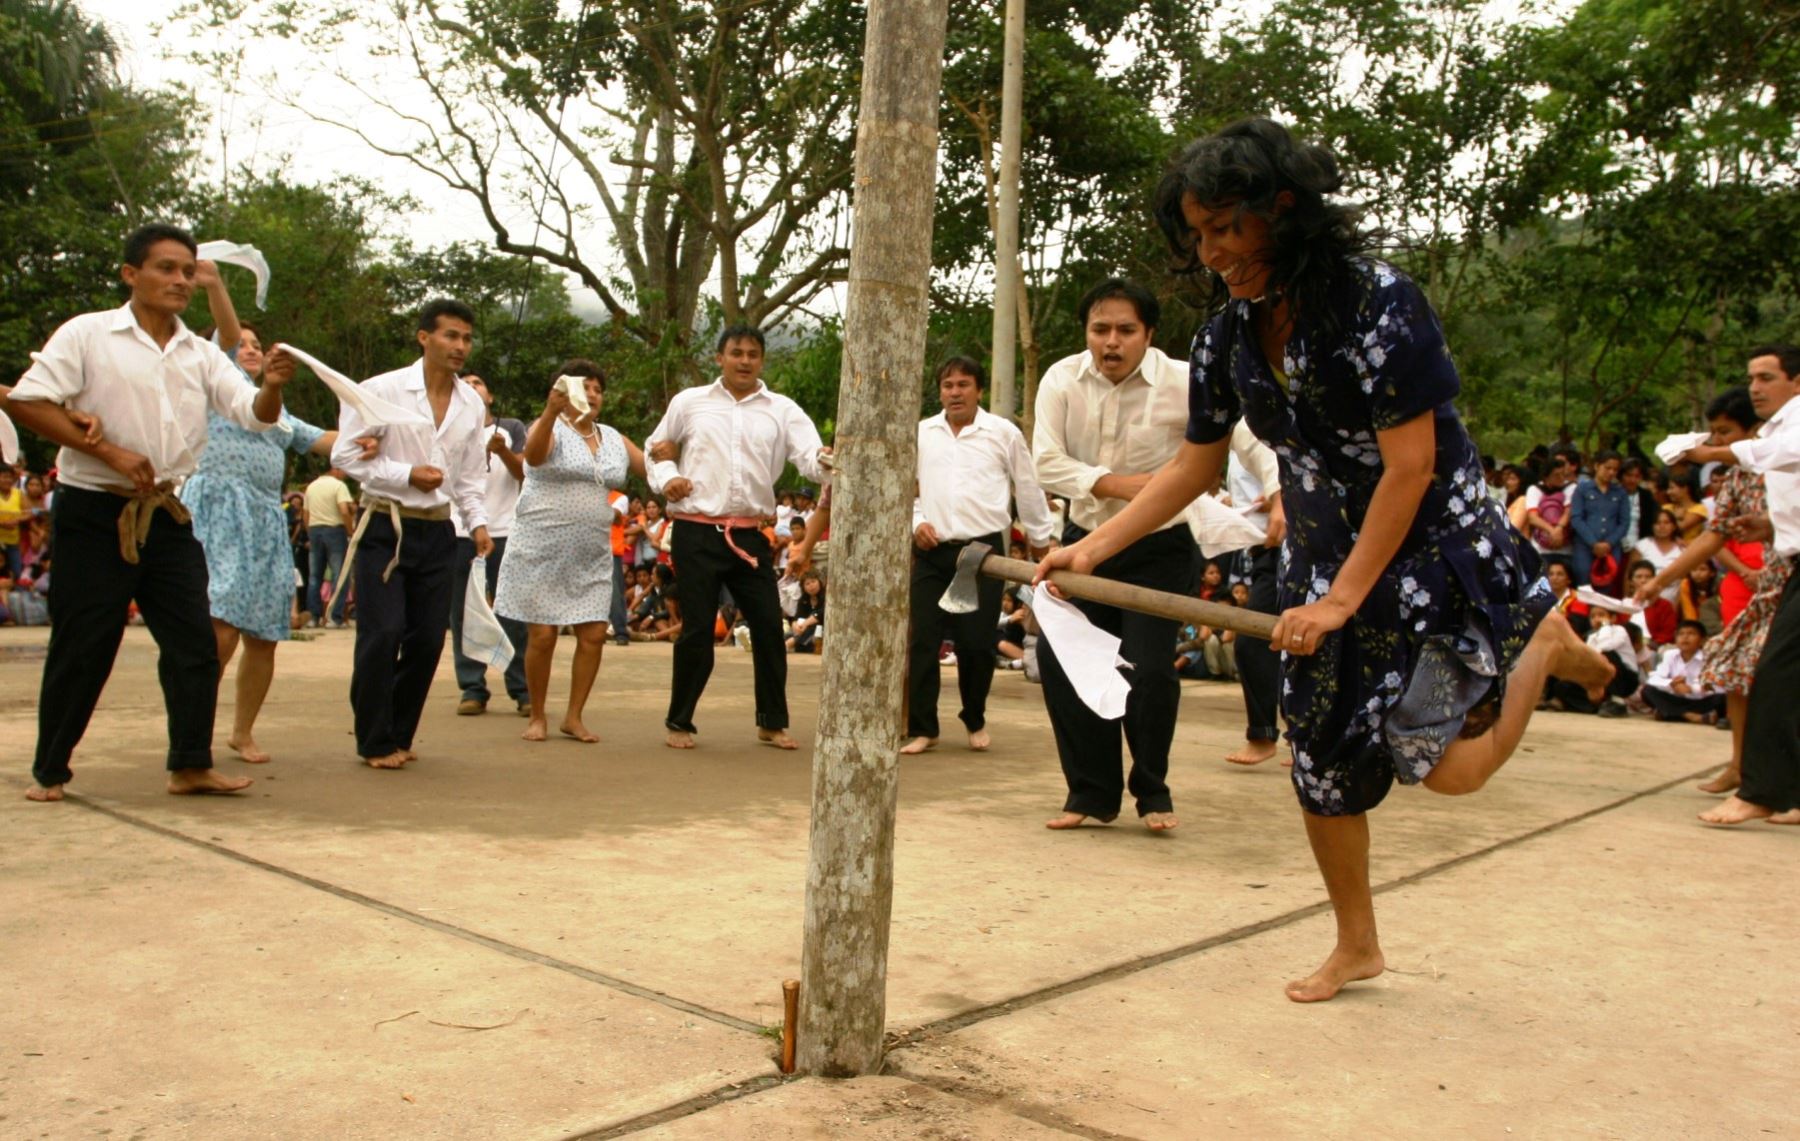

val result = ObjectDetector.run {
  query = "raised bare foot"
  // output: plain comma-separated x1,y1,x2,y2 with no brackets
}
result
363,751,408,770
1697,767,1740,795
1045,811,1117,829
1768,809,1800,825
1538,608,1615,701
899,736,936,754
227,734,271,764
522,719,548,742
666,730,696,749
25,783,64,802
560,719,599,743
168,769,254,795
1226,739,1278,766
758,728,799,750
967,728,991,751
1699,795,1774,826
1144,811,1179,832
1285,943,1386,1002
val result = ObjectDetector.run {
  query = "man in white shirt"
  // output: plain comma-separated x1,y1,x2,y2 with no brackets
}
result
1221,418,1285,766
1032,278,1198,832
303,466,356,626
646,325,830,750
331,299,493,770
1685,345,1800,826
1641,620,1724,722
10,223,292,801
902,356,1056,755
449,374,530,716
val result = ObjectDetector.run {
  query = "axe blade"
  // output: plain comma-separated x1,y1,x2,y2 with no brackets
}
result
937,540,995,614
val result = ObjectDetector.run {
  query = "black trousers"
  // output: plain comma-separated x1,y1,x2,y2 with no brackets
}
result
1038,523,1198,818
667,520,786,733
1642,684,1724,721
1234,544,1280,742
907,532,1005,738
350,514,456,757
33,487,219,787
1738,569,1800,811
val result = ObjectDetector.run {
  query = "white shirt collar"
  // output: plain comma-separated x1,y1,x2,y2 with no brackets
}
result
108,302,195,351
924,408,994,436
709,376,772,403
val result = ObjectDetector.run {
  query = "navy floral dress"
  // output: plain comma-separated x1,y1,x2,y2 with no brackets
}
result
1186,261,1552,815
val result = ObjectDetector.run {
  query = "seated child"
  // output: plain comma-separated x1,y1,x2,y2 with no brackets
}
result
1641,620,1726,723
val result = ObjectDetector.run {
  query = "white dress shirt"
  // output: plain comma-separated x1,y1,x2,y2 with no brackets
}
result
11,303,274,491
1032,346,1199,534
1226,418,1281,533
645,379,827,517
1646,647,1718,695
331,360,489,531
1728,396,1800,558
914,407,1056,545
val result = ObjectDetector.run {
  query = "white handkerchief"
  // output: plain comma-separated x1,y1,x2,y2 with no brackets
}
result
195,240,272,309
461,557,515,670
1575,586,1643,614
274,343,432,429
553,374,590,416
1654,431,1708,465
0,409,18,464
1033,588,1133,719
1184,493,1268,558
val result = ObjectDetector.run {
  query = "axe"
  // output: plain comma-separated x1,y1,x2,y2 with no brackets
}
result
938,541,1278,641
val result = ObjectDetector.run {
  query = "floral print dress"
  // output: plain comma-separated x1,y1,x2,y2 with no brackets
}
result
1186,261,1552,815
1699,467,1792,693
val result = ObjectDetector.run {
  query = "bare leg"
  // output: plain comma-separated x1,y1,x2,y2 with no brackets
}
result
212,618,241,679
1287,810,1385,1002
560,622,605,742
522,623,556,741
1424,608,1609,796
227,635,276,763
1697,690,1747,794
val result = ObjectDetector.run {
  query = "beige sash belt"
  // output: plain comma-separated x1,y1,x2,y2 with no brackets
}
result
329,495,453,612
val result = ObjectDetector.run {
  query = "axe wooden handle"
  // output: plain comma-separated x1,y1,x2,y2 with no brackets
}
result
979,554,1279,641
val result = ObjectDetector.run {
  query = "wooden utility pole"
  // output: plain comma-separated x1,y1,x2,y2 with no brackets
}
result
795,0,950,1078
989,0,1026,421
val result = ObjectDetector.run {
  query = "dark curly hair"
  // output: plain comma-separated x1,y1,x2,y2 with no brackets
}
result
1152,118,1381,335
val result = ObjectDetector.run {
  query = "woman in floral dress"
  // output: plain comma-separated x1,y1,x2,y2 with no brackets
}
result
1038,118,1614,1004
1635,385,1789,794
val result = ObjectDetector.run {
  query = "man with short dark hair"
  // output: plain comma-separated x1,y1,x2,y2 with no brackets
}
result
10,222,294,800
449,374,530,715
331,298,493,769
1685,345,1800,826
1032,277,1198,832
646,324,830,750
901,356,1056,755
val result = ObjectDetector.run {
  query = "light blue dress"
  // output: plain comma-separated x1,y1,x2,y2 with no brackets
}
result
495,419,628,626
182,369,325,642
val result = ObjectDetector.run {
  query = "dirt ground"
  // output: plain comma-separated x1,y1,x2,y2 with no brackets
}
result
1,625,1793,1139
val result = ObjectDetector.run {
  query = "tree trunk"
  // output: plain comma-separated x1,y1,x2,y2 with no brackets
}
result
795,0,949,1078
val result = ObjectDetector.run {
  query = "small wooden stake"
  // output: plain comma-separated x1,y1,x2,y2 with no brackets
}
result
780,979,800,1074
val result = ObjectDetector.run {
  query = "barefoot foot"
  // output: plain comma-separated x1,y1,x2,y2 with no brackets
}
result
665,730,696,750
1538,609,1615,701
363,751,408,770
1697,767,1740,795
758,728,798,750
899,736,936,755
227,734,271,764
1226,739,1278,766
522,719,548,742
1285,943,1385,1003
967,728,991,752
1045,811,1117,830
1699,795,1774,826
1768,809,1800,825
1144,811,1179,832
25,783,64,802
559,719,599,743
168,769,254,795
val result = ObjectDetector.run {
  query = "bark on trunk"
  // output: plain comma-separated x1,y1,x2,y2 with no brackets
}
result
795,0,950,1079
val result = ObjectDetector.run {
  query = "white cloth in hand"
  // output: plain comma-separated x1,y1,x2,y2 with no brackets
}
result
275,343,432,429
461,557,515,670
196,240,273,309
1653,431,1708,465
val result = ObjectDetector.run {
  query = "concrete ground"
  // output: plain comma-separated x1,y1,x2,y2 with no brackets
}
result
1,625,1792,1139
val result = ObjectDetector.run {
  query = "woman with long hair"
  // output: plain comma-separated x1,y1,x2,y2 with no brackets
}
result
494,361,646,743
1037,118,1612,1003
